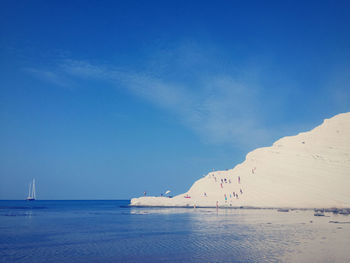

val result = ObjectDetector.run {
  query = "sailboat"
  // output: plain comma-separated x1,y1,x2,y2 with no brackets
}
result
26,178,36,201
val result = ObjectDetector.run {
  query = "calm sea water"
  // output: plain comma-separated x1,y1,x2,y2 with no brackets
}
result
0,200,349,263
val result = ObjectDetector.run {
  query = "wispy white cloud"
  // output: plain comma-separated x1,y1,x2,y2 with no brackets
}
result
24,68,74,88
27,60,272,148
54,58,272,148
26,46,288,149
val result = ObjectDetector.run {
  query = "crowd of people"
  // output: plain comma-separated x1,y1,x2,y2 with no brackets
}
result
207,168,254,206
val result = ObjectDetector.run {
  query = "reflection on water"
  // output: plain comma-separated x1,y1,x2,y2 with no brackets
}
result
0,201,349,263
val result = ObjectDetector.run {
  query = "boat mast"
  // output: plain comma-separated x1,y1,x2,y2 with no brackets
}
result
28,182,32,198
32,178,36,199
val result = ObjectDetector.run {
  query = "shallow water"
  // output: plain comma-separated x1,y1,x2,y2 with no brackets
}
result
0,200,349,263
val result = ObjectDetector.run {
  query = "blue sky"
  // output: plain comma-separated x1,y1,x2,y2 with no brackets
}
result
1,0,350,199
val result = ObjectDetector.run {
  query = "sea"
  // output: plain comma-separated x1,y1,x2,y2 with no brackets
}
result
0,200,349,263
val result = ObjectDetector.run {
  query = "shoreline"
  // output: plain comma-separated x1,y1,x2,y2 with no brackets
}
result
129,204,350,213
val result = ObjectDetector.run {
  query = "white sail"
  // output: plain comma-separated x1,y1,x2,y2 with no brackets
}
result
28,182,32,199
26,178,36,201
32,179,36,199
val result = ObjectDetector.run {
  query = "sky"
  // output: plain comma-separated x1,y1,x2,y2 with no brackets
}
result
1,0,350,200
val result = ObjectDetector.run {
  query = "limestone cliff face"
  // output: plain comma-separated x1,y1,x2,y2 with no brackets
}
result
131,113,350,208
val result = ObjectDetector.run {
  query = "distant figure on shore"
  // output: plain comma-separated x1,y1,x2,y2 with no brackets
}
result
240,189,243,194
252,167,256,174
220,183,223,188
238,176,241,184
144,191,147,196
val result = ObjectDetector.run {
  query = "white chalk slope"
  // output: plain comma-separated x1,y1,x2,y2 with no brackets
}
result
131,113,350,208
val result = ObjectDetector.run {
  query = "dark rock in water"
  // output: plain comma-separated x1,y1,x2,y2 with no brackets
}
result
314,208,325,213
322,208,350,214
339,209,350,215
277,209,289,212
314,211,325,216
325,208,339,213
329,221,350,224
314,208,350,215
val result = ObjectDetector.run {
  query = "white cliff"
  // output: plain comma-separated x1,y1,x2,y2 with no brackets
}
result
131,112,350,208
